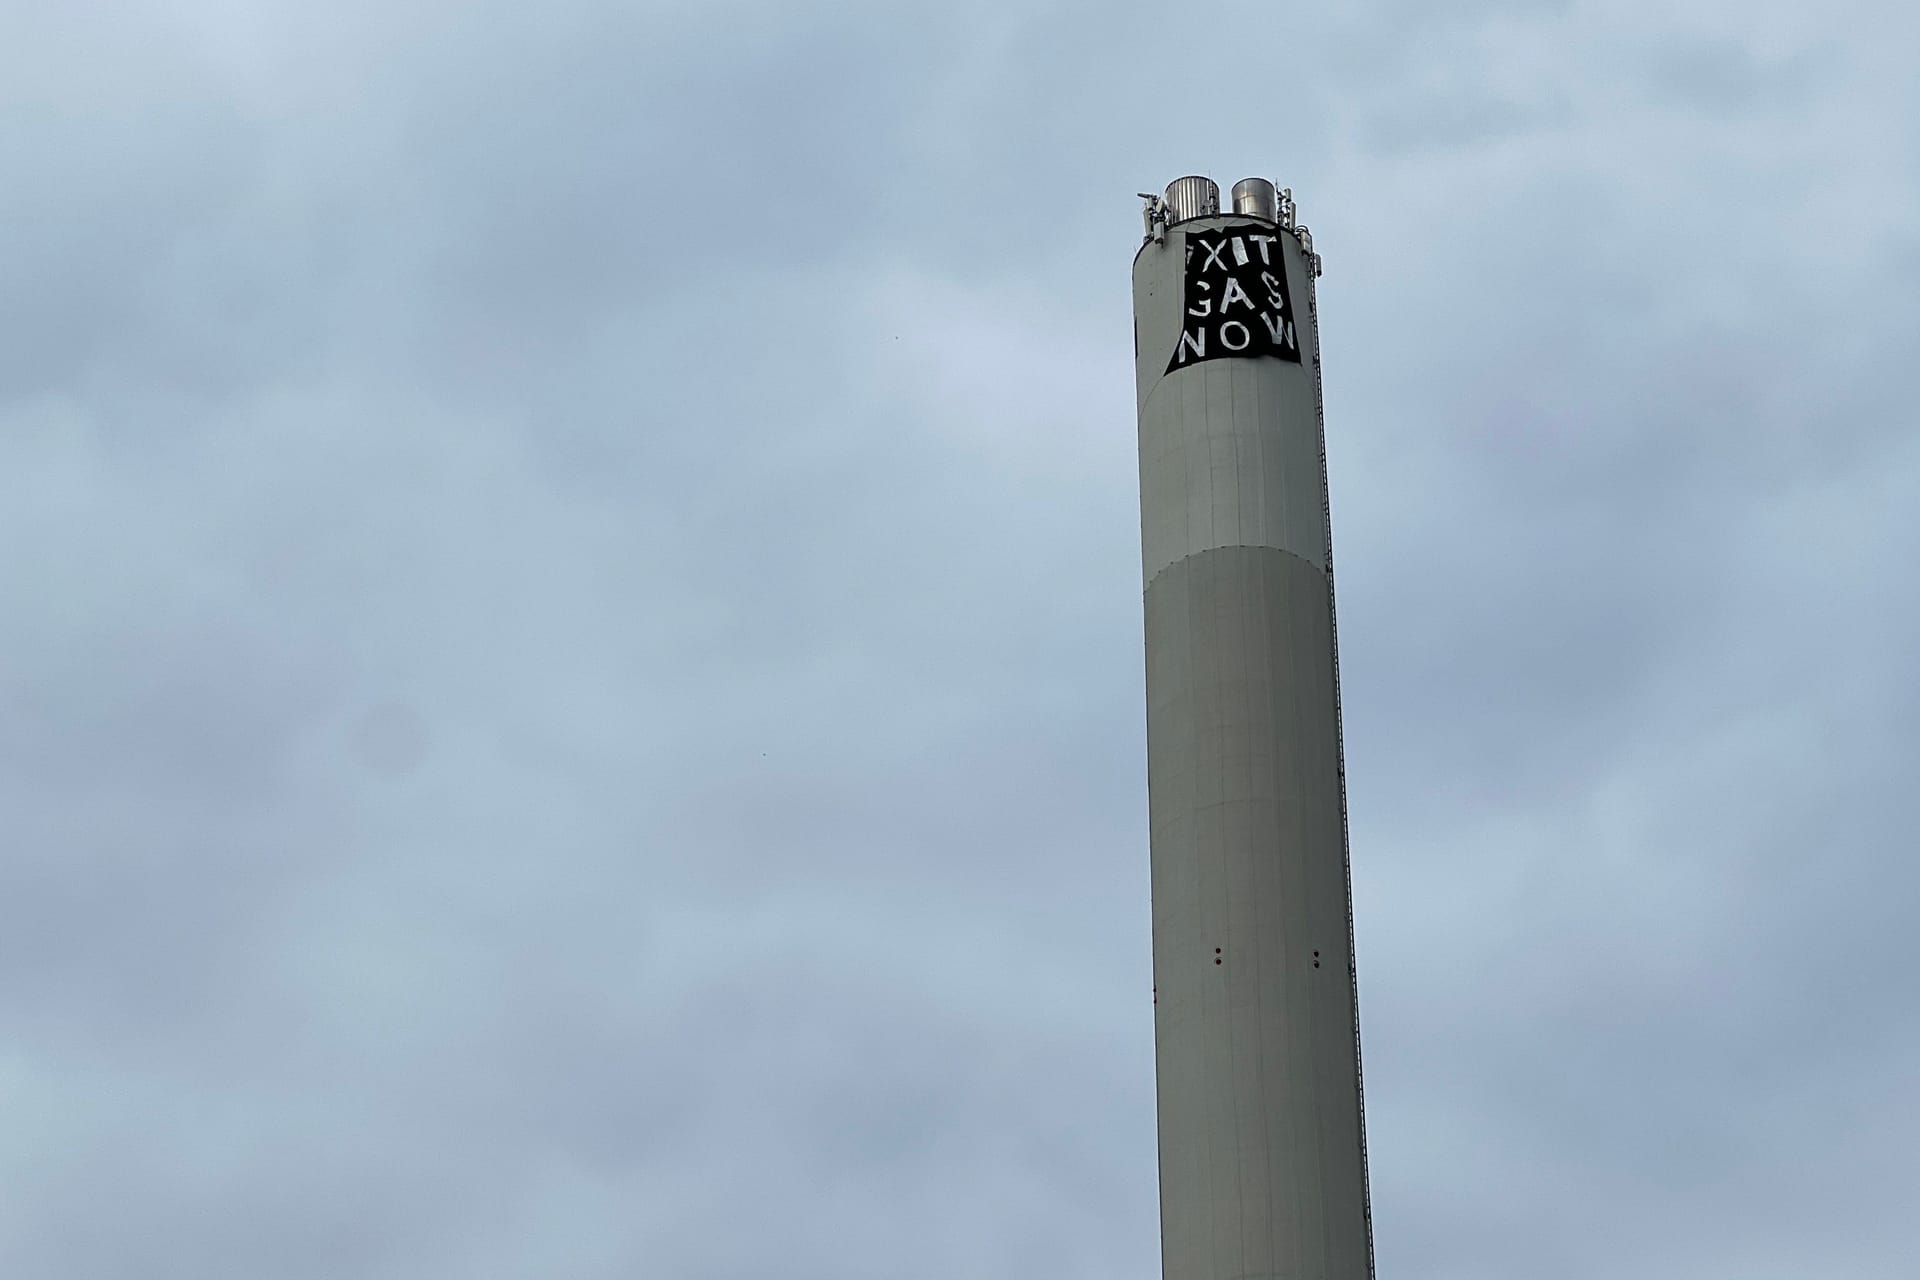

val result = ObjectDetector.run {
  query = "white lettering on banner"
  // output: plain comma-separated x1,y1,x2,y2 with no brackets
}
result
1166,224,1303,372
1262,271,1286,310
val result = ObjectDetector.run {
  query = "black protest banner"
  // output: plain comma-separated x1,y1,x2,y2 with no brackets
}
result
1165,227,1301,373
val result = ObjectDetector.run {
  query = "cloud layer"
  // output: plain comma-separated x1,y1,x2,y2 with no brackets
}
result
1,1,1915,1277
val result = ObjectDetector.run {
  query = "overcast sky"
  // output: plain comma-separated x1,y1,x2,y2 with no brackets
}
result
2,2,1916,1277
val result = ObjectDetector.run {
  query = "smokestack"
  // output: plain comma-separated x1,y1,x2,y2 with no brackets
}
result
1130,180,1375,1280
1230,176,1279,221
1161,175,1221,223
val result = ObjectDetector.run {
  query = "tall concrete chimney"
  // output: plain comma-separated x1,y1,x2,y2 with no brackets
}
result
1131,178,1374,1280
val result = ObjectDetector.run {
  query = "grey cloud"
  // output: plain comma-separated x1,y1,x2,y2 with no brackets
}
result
1639,37,1838,112
1358,90,1561,155
1,0,1917,1277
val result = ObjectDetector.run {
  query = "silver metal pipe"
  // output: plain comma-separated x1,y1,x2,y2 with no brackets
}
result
1232,176,1279,222
1161,175,1220,224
